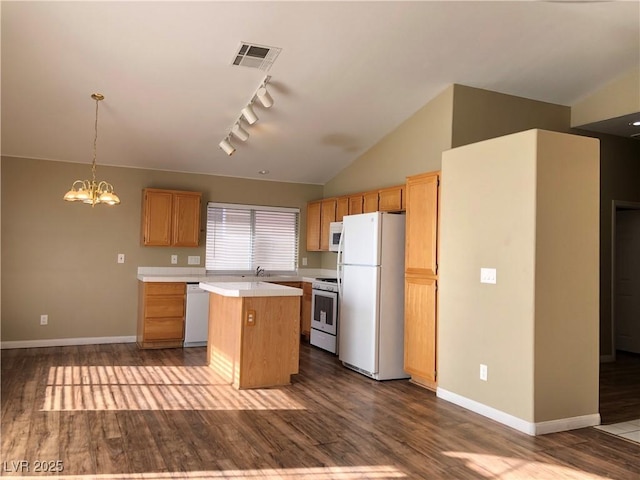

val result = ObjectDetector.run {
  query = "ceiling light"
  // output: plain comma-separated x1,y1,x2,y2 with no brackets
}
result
219,137,235,156
258,170,269,175
232,123,249,142
631,121,640,127
63,93,120,207
241,105,258,125
256,86,273,108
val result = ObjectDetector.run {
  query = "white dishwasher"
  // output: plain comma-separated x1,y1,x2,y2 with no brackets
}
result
184,283,209,347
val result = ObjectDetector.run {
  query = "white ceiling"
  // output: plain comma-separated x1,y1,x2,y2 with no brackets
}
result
2,1,639,185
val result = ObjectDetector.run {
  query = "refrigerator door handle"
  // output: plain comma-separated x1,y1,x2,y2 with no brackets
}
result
337,223,345,297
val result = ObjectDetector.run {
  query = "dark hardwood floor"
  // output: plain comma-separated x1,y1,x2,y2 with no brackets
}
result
2,342,639,479
599,351,640,425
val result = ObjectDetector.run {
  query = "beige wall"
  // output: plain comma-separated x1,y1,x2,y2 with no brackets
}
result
571,68,640,127
439,130,600,424
439,130,538,421
322,85,454,198
451,84,571,148
533,130,600,421
1,156,323,342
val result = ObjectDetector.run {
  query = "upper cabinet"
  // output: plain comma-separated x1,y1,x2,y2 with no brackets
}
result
336,196,349,222
320,198,337,251
378,185,404,212
405,172,439,276
141,188,202,247
306,200,322,251
305,183,406,251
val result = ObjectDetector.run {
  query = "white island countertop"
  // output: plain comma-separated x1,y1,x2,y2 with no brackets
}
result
199,281,303,298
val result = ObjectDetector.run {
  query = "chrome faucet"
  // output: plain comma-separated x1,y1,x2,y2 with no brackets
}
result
256,266,265,277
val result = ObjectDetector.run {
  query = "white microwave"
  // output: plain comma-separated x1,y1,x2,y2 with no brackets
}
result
329,221,343,252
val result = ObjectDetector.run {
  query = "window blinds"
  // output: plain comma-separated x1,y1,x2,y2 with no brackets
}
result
206,203,299,272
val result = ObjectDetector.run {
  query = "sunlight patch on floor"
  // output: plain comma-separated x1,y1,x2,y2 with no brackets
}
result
444,452,610,479
41,366,305,411
2,465,406,479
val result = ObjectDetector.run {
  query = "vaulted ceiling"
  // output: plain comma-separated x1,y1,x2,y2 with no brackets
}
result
2,1,639,184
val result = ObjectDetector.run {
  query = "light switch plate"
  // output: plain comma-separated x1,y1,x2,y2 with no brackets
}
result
171,255,178,265
480,268,497,284
188,256,200,265
117,254,125,264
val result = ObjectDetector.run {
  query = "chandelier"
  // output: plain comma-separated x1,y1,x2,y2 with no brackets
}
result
63,93,120,206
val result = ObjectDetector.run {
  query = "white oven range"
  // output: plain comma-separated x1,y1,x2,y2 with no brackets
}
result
310,278,338,354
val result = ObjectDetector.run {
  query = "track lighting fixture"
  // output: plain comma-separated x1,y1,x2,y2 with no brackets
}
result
219,137,235,156
232,123,250,142
241,104,258,125
256,85,273,108
218,75,274,156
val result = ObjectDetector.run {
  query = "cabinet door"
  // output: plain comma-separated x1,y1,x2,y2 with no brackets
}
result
301,282,312,337
363,191,379,213
142,190,173,246
306,201,322,251
404,276,437,387
405,173,439,276
336,197,349,222
348,195,363,215
173,192,201,247
378,185,403,212
320,198,337,251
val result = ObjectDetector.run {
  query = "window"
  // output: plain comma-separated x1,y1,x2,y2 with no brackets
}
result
206,202,299,273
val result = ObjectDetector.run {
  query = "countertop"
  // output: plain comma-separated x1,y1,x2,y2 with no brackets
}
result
199,281,303,297
136,267,336,284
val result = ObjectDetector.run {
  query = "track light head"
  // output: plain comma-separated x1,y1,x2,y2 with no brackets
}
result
232,123,250,142
219,138,235,156
241,104,258,125
256,86,273,108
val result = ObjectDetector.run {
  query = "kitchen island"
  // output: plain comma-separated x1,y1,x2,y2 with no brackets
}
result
199,281,303,389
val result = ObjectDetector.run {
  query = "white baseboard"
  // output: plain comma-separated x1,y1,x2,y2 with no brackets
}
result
436,387,600,436
0,336,136,350
534,413,601,435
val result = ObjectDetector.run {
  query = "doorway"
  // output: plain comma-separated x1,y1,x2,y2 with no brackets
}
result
611,201,640,358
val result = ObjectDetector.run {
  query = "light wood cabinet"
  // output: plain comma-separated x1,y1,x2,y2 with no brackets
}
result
306,183,405,251
363,191,379,213
404,171,440,390
404,275,437,387
141,189,202,247
405,173,439,276
137,282,186,349
378,185,404,212
207,293,300,389
320,198,337,251
348,195,364,215
301,282,312,338
306,200,322,251
336,197,349,222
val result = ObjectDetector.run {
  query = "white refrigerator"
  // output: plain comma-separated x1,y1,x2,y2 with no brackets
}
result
337,211,408,380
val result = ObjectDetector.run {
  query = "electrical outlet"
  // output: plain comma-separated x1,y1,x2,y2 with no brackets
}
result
171,255,178,265
246,309,256,326
480,268,497,284
40,314,48,326
117,253,125,264
188,256,200,265
480,364,488,381
302,257,308,266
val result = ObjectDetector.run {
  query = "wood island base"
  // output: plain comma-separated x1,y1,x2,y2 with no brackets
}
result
207,292,301,389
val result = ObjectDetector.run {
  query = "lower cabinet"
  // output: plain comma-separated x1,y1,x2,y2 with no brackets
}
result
404,275,437,389
137,282,186,349
301,282,312,338
268,281,310,339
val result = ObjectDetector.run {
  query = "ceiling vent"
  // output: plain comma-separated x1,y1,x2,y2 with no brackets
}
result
232,42,281,71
